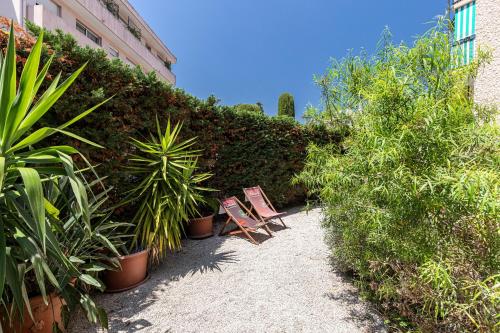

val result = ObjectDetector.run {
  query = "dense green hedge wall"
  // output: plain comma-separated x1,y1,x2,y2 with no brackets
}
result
0,23,340,211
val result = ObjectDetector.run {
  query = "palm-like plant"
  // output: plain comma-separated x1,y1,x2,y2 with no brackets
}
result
0,23,111,328
126,118,212,261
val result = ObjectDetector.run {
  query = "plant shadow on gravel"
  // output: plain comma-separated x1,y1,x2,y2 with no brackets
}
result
69,215,239,332
323,263,387,333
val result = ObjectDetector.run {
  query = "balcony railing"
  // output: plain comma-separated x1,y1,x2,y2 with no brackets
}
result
101,0,119,17
126,20,141,40
100,0,141,40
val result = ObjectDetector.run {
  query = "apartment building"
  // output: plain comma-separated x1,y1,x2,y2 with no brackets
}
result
453,0,500,106
0,0,176,84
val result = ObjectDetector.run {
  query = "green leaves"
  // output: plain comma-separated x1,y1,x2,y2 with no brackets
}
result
18,168,46,250
0,23,17,150
0,21,111,330
297,22,499,332
5,30,44,147
126,119,212,260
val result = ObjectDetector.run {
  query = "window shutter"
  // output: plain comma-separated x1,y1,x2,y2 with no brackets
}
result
454,1,476,65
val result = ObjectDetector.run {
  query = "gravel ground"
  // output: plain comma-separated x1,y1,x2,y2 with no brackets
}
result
69,207,386,333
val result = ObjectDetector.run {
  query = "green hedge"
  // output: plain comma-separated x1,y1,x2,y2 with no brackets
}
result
2,24,341,211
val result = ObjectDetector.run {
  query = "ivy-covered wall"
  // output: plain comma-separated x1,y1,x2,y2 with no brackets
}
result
0,21,341,209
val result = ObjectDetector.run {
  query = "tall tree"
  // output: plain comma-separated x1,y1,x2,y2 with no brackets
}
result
278,93,295,118
256,102,264,113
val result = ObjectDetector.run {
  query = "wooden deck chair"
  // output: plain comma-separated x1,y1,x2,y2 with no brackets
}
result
243,186,287,228
219,196,273,245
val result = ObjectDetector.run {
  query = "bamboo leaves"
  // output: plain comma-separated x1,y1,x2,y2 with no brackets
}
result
295,22,499,331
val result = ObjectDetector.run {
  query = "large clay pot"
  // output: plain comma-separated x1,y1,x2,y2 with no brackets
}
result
1,294,64,333
102,249,149,292
187,215,214,239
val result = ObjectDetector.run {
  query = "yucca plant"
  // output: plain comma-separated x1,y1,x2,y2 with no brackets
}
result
126,118,212,261
0,23,111,329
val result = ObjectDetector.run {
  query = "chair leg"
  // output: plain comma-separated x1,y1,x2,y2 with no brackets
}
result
263,224,273,237
278,217,287,228
219,217,232,236
240,227,259,245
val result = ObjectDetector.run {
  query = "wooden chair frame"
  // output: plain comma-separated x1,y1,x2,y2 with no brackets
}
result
244,185,287,228
218,196,273,245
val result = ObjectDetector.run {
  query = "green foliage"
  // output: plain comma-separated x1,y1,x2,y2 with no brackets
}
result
50,175,131,327
16,24,340,210
295,22,499,332
278,93,295,118
126,119,212,261
0,24,111,329
234,103,264,114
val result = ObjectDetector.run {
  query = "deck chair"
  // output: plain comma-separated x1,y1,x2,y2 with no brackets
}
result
219,196,273,245
243,186,287,228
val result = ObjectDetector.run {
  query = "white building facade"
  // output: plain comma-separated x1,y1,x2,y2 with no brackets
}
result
453,0,500,107
1,0,176,84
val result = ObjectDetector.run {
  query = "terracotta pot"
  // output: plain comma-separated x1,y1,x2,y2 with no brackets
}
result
102,249,149,293
187,214,214,239
1,294,64,333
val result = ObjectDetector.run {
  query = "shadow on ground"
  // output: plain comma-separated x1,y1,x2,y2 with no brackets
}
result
70,214,244,332
323,268,386,332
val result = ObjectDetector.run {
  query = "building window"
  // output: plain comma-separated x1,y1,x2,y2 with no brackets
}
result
55,2,62,17
76,21,102,46
146,44,152,52
454,1,476,65
109,47,119,58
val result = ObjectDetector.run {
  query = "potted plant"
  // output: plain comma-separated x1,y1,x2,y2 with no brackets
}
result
103,118,212,291
0,23,113,332
2,177,129,333
186,199,218,239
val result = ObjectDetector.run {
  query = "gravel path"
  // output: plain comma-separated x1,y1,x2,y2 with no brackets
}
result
69,207,385,333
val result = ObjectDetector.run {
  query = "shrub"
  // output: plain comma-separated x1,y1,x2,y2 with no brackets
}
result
7,23,341,211
278,93,295,118
234,103,264,114
295,23,499,332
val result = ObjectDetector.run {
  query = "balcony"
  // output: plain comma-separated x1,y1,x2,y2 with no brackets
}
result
31,0,175,84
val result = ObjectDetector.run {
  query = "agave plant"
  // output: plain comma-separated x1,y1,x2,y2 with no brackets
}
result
126,118,213,261
0,23,111,328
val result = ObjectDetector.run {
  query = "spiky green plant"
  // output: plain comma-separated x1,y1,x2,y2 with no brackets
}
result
126,118,213,262
0,23,111,330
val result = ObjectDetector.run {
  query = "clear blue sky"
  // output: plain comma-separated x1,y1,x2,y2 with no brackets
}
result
129,1,447,119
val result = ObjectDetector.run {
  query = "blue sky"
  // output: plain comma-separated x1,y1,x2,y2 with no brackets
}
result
130,1,446,119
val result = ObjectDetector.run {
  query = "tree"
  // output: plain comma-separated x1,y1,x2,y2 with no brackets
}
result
278,93,295,118
256,102,264,113
234,103,264,114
